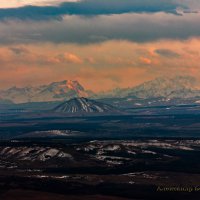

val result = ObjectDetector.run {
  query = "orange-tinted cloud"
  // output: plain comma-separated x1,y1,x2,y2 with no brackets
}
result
1,38,200,91
139,57,152,65
56,52,83,64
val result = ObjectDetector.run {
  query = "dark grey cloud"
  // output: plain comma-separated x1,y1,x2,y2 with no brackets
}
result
0,12,199,45
155,49,180,58
0,0,184,20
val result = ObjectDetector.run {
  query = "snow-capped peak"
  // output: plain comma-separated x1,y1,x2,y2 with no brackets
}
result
0,80,92,103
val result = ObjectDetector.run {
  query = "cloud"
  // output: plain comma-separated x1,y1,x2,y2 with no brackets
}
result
0,1,77,8
0,0,185,21
155,49,180,58
140,57,152,65
9,47,30,55
0,12,200,45
56,52,83,64
85,57,96,64
176,0,200,11
1,38,200,91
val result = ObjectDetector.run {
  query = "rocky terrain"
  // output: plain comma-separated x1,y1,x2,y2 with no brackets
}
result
0,139,199,199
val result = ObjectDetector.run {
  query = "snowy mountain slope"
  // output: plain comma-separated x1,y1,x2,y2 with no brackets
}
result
54,97,119,114
1,76,200,105
0,80,93,103
98,76,200,99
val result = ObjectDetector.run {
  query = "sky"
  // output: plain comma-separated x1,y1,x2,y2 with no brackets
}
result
0,0,200,92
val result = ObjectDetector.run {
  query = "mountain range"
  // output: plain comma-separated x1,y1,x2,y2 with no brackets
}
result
0,80,93,104
1,76,200,104
98,76,200,99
